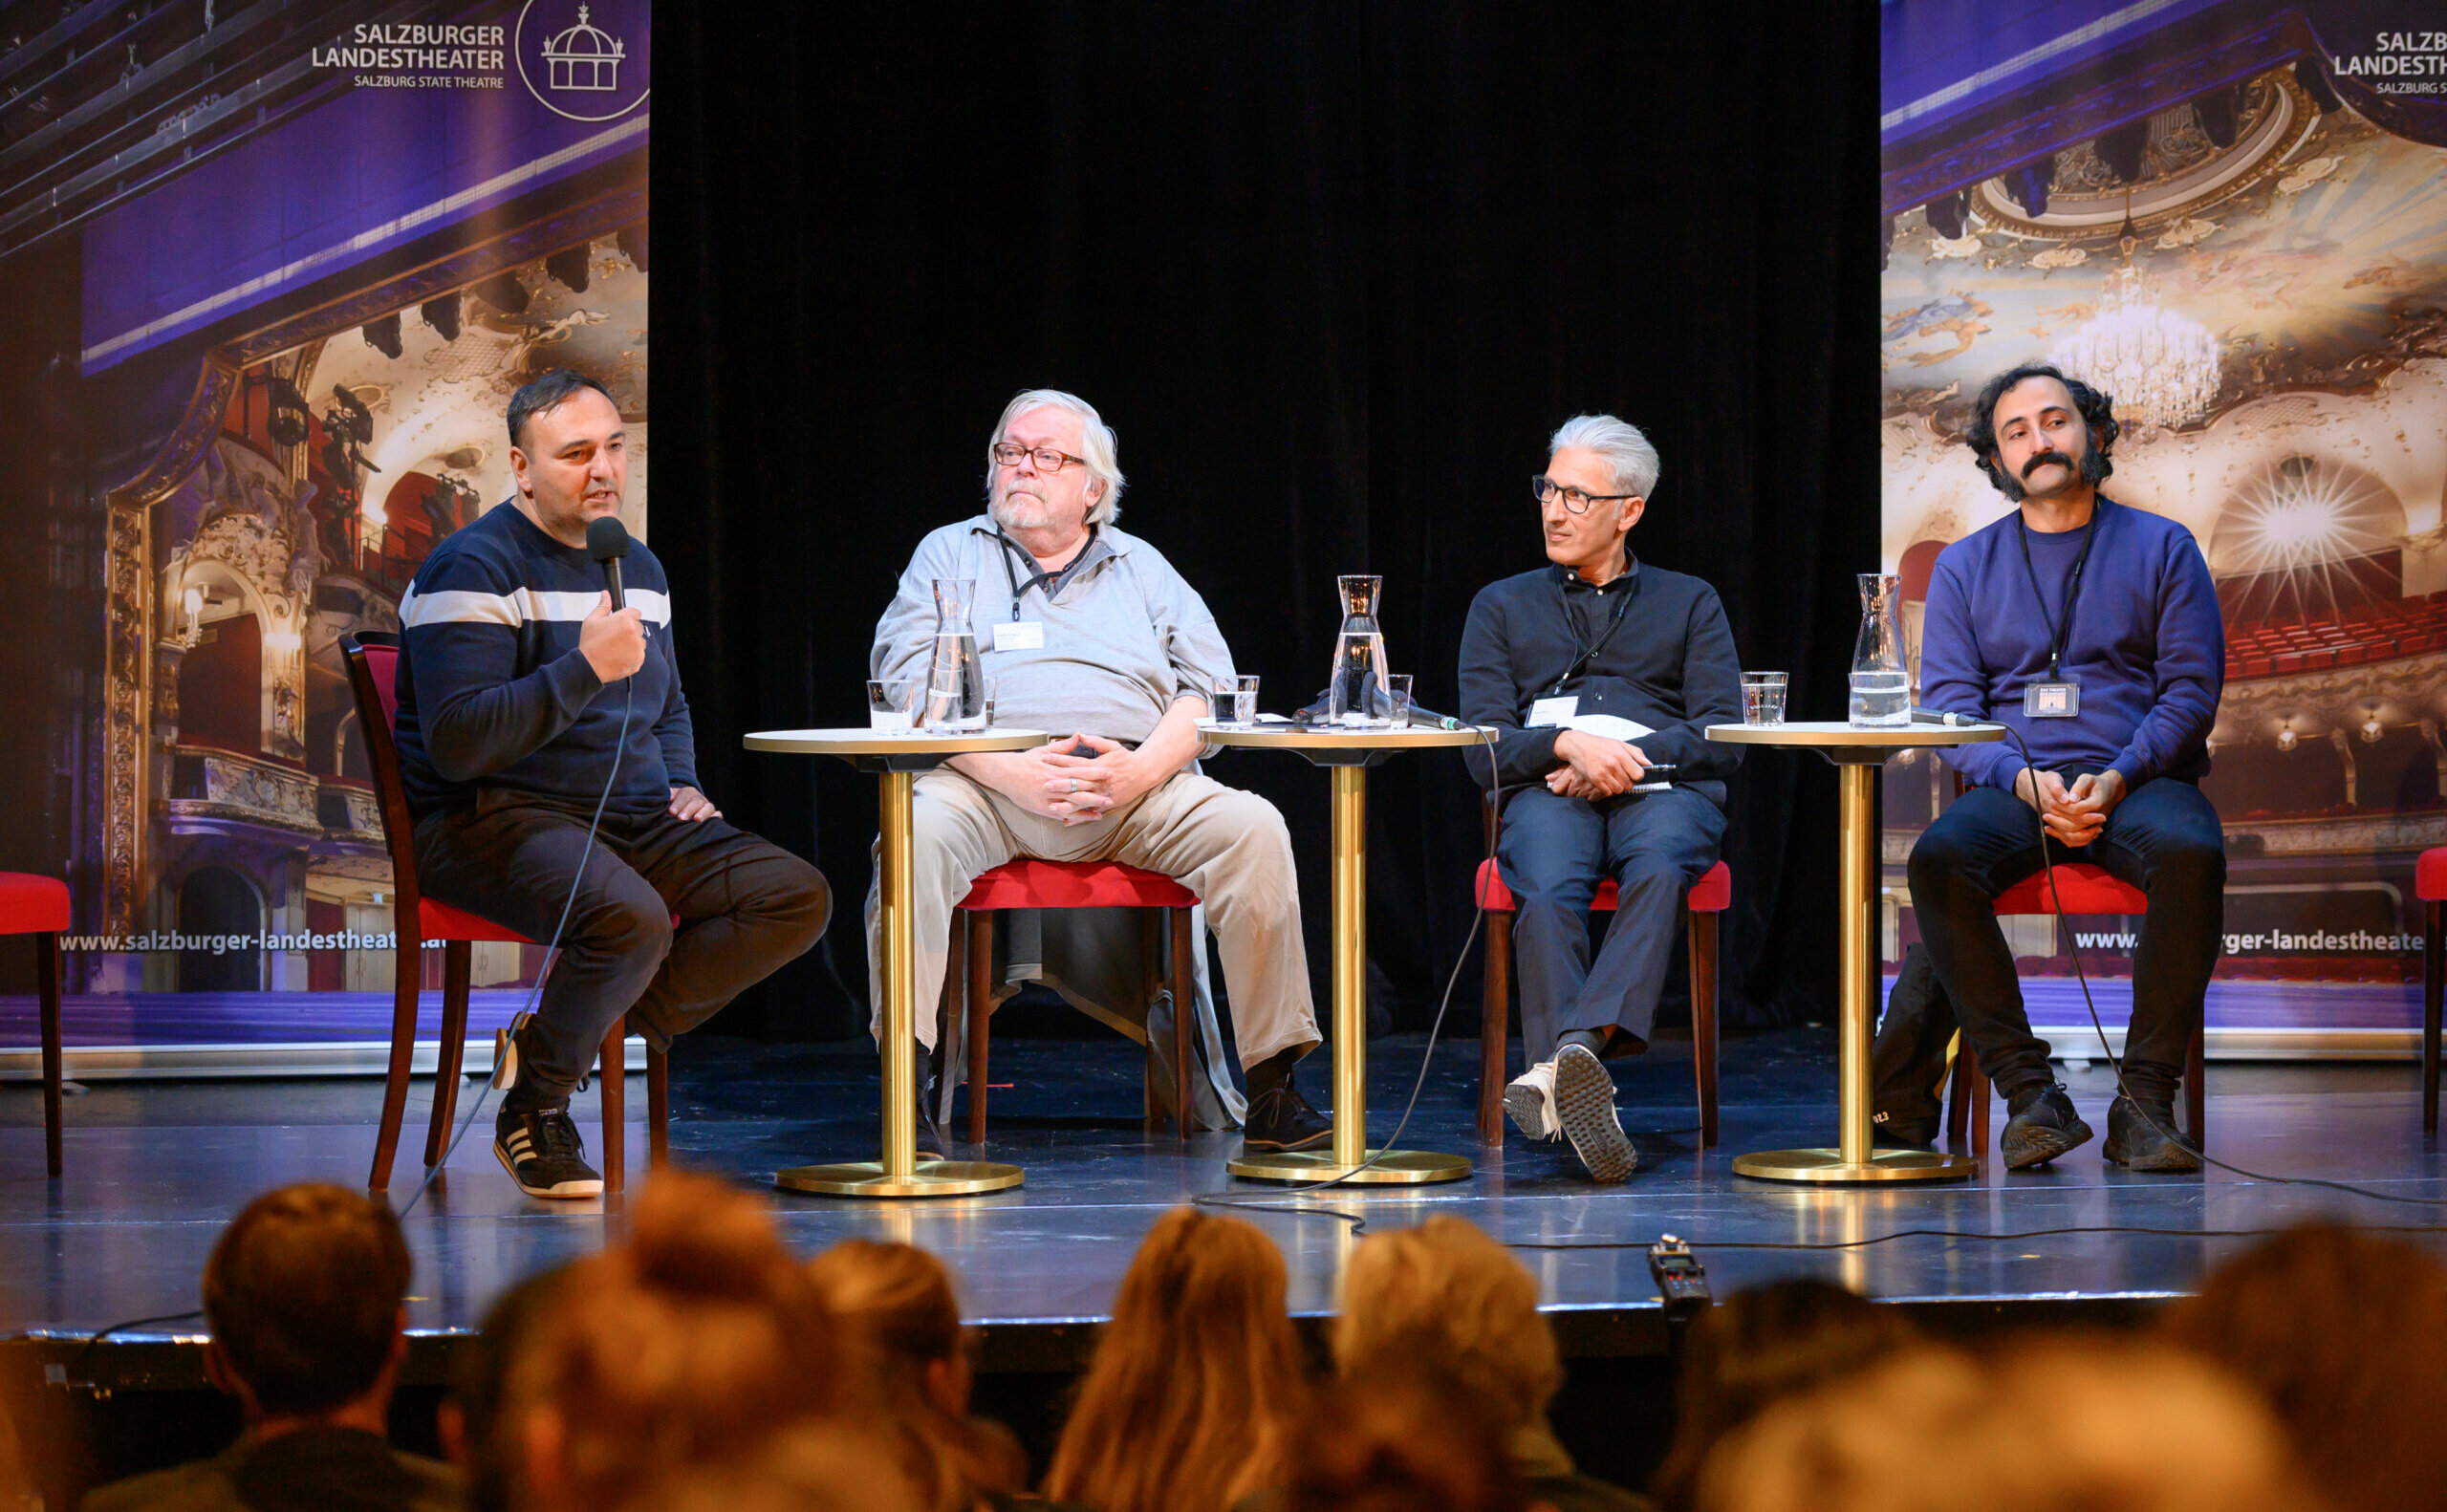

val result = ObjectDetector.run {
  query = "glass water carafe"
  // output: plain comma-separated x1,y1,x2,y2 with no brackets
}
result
1327,574,1391,725
922,578,987,730
1850,572,1909,728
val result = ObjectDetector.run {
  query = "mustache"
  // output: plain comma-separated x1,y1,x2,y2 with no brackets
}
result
2023,449,2076,478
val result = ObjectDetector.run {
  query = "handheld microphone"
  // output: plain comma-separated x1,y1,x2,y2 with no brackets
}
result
585,516,630,611
1910,707,1981,727
1402,703,1468,731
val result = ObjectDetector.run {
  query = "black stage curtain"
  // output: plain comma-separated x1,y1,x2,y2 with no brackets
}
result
655,3,1880,1040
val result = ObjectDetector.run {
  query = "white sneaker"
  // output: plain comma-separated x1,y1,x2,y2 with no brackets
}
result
1552,1043,1638,1183
1505,1061,1561,1140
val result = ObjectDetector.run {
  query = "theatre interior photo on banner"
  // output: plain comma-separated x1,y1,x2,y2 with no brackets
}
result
9,4,2447,1511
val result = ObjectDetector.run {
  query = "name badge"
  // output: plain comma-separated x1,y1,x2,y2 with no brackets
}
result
2025,680,2081,719
992,620,1045,653
1528,695,1578,727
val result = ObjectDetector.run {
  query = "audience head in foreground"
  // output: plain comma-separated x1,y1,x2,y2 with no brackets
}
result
612,1423,919,1512
1649,1278,1917,1510
507,1172,856,1512
1284,1348,1529,1512
1334,1216,1642,1509
2162,1222,2447,1512
440,1266,569,1512
1696,1334,2326,1512
1044,1207,1307,1512
84,1181,460,1512
808,1239,1028,1512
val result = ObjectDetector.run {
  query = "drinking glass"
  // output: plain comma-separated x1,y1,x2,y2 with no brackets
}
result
1741,671,1788,726
982,676,999,729
868,679,914,734
1212,674,1260,726
1385,674,1414,725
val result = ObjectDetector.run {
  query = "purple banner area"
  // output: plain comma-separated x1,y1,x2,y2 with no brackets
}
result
1884,976,2422,1033
0,989,531,1048
1880,0,2232,145
80,0,649,374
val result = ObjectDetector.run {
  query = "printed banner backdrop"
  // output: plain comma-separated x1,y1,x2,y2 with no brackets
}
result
1879,0,2447,1053
0,2,647,1071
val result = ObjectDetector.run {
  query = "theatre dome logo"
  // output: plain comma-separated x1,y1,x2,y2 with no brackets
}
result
517,0,650,121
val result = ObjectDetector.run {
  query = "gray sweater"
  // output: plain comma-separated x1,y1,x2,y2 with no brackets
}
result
873,516,1234,744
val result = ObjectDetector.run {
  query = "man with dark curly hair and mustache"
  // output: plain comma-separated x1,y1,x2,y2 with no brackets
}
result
1898,363,2224,1175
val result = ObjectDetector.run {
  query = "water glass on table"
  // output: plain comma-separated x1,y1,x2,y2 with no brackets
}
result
1741,671,1788,726
1384,674,1414,725
982,676,999,729
1212,674,1260,727
867,679,914,734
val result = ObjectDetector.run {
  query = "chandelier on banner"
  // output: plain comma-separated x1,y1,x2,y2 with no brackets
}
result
2047,191,2221,430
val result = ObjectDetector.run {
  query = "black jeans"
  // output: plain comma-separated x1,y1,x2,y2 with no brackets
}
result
1906,771,2223,1106
1496,785,1726,1062
415,791,832,1100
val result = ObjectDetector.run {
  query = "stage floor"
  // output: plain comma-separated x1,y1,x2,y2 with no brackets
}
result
7,1026,2447,1379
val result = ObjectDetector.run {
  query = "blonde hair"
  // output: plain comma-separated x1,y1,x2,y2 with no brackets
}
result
1332,1216,1561,1432
1698,1336,2327,1512
809,1240,1026,1512
509,1174,855,1506
1044,1207,1308,1512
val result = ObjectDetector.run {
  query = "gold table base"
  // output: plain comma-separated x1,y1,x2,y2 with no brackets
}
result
775,1159,1025,1197
1730,1148,1980,1183
1224,1148,1474,1185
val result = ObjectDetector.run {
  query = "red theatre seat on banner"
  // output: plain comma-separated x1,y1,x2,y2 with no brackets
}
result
951,859,1200,1144
1474,857,1732,1148
2417,849,2447,1133
342,634,668,1195
1946,862,2205,1159
1,873,70,1177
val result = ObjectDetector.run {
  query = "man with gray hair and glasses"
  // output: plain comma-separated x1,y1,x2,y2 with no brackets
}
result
869,388,1330,1156
1457,414,1743,1181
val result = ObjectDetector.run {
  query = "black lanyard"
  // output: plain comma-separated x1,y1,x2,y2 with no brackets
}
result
2014,504,2102,680
1548,566,1640,696
992,527,1093,623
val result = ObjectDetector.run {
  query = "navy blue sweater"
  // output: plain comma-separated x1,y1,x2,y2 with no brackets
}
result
1919,497,2222,791
395,502,696,818
1457,559,1744,805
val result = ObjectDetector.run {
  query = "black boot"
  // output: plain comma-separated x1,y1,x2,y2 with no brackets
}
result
2000,1083,2093,1170
1243,1048,1332,1152
2104,1094,2201,1173
913,1044,945,1158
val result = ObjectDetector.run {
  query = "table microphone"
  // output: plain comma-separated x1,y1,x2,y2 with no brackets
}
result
1909,707,1981,727
586,515,630,611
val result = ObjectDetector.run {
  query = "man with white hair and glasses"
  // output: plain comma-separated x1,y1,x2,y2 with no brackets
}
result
1457,415,1743,1181
868,388,1330,1155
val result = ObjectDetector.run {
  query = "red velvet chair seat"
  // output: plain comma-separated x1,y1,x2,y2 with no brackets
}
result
958,859,1197,911
1991,864,2147,916
419,896,535,944
0,873,69,933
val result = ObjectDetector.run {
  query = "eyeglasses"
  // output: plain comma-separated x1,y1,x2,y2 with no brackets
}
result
993,443,1087,473
1532,475,1637,515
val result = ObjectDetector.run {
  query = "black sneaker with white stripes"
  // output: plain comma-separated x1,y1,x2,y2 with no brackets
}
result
494,1098,603,1199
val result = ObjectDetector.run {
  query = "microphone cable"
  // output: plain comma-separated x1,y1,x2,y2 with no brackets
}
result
397,677,634,1220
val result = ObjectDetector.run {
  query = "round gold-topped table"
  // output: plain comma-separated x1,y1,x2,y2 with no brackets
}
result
743,726,1047,1197
1706,720,2004,1183
1202,721,1498,1184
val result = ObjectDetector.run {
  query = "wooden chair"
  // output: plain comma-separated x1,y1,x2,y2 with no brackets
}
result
341,633,667,1193
1474,847,1733,1149
948,859,1199,1142
2418,847,2447,1132
1,873,68,1177
1945,862,2205,1156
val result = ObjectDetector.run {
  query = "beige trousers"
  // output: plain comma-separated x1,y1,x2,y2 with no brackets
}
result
863,767,1320,1068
